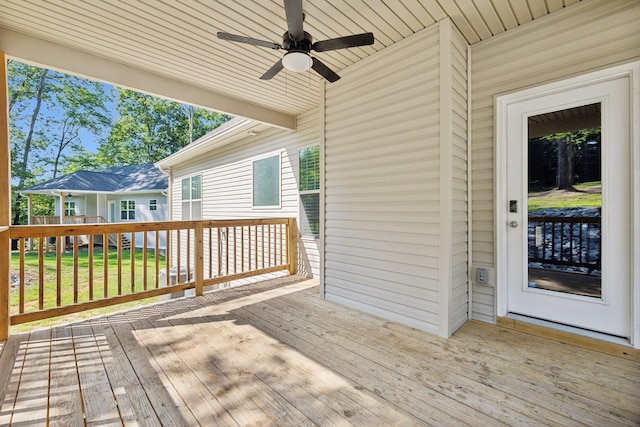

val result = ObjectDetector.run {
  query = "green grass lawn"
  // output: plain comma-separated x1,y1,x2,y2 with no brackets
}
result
10,247,166,332
528,181,602,212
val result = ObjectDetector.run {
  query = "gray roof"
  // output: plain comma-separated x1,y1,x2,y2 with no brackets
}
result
22,163,167,194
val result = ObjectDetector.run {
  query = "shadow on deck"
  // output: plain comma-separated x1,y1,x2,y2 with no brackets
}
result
0,276,638,425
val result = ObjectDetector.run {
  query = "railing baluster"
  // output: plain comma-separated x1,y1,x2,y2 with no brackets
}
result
225,227,230,276
280,224,284,266
56,236,62,307
268,224,272,267
19,237,25,314
261,225,265,269
89,234,94,301
103,234,109,299
195,222,203,296
233,227,237,274
208,227,213,279
254,225,258,271
73,234,79,304
143,231,148,291
38,236,44,310
217,227,222,278
165,230,171,289
155,230,160,289
117,233,123,295
241,226,245,273
130,233,136,293
186,229,191,282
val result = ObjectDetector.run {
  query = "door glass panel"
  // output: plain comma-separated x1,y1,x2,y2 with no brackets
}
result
527,103,601,298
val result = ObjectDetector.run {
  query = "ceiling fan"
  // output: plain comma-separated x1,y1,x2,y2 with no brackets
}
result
217,0,375,83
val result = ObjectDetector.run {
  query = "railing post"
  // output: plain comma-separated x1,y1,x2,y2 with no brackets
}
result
0,227,9,340
0,52,11,340
195,221,204,296
287,218,297,276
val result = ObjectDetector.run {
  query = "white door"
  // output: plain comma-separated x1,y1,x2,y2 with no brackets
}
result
502,72,632,338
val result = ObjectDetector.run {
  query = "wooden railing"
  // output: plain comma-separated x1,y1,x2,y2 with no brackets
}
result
6,218,297,327
528,216,600,272
30,215,109,225
30,216,61,225
64,215,109,224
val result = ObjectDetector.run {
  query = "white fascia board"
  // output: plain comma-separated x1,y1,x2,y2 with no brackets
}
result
114,190,167,195
0,28,295,130
18,190,113,195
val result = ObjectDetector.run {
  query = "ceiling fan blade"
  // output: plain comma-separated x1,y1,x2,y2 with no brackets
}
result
311,57,340,82
283,0,304,41
260,60,284,80
217,32,281,50
312,33,375,52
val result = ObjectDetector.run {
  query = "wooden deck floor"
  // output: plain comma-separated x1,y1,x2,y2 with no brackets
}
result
0,276,638,426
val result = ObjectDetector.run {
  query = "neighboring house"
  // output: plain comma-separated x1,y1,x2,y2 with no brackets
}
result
156,117,321,279
2,0,639,349
21,163,168,249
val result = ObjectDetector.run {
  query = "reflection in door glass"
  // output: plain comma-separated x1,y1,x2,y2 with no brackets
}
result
527,103,601,298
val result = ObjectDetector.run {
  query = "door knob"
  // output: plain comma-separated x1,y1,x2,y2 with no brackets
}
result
509,221,518,228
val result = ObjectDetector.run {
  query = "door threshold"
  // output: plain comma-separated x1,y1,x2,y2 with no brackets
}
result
497,315,639,362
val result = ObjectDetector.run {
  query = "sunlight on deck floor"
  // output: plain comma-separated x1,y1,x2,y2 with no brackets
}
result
0,276,638,426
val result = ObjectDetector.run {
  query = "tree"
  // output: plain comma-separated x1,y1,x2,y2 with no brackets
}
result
556,134,575,191
10,66,49,227
8,61,112,225
99,90,230,165
43,76,111,178
528,128,601,192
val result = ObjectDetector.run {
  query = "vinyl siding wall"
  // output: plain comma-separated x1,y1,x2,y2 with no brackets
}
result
324,19,468,336
446,25,469,335
469,0,640,322
168,109,321,278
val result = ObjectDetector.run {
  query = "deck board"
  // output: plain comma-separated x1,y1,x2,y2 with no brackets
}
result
9,329,50,426
48,326,84,426
0,276,638,426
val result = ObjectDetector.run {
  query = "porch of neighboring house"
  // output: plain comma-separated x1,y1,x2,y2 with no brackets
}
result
0,275,638,426
28,214,132,254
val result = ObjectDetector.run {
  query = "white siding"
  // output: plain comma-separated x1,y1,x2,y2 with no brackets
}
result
169,109,321,278
324,21,468,336
469,0,640,322
109,193,167,249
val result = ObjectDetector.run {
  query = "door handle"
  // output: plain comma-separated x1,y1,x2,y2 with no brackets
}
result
509,221,518,228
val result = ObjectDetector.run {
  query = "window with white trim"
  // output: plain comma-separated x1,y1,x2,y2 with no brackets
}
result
181,175,202,220
252,154,280,208
299,146,320,237
64,201,76,216
120,200,135,220
149,199,157,211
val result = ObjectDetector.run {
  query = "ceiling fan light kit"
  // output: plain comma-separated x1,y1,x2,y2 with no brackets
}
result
217,0,374,83
282,51,312,72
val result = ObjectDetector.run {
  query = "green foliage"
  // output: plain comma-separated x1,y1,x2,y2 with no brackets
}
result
528,128,600,191
99,89,230,165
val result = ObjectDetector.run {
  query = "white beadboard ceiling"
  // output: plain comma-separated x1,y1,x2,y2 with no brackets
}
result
0,0,582,121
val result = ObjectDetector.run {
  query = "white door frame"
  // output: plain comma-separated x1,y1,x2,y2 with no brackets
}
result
496,61,640,348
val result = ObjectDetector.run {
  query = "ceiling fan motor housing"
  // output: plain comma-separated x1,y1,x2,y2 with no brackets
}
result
282,31,313,51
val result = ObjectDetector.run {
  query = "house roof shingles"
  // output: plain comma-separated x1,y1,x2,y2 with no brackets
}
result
22,163,167,194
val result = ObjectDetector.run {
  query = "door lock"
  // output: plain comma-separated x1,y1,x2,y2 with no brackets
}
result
509,221,518,228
